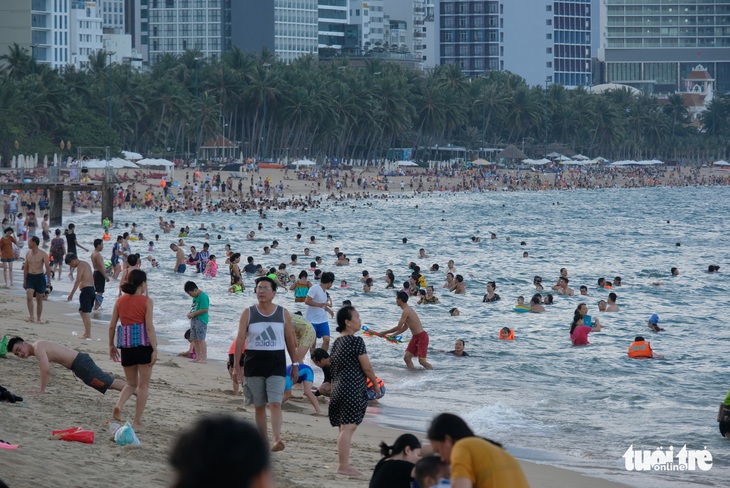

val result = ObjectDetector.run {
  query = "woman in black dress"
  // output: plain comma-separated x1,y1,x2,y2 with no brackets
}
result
329,305,381,477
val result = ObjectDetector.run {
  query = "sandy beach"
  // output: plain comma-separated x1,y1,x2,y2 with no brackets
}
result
7,165,714,487
0,269,633,488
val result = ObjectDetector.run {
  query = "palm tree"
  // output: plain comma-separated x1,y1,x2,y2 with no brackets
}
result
663,93,688,138
701,97,729,137
0,44,35,79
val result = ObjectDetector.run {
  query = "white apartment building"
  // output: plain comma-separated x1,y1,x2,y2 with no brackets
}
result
70,1,104,69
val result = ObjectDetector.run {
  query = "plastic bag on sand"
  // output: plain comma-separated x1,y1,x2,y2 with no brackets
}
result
114,421,141,447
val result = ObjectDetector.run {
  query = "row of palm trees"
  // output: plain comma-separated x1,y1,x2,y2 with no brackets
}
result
2,43,730,165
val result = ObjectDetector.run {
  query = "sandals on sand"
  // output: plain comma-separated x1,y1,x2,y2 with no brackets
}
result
0,440,19,450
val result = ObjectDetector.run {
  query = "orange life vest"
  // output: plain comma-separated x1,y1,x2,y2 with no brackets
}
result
499,329,515,340
628,341,653,359
102,233,110,241
366,377,385,389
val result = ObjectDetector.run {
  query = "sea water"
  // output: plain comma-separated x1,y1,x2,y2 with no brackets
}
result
64,185,729,487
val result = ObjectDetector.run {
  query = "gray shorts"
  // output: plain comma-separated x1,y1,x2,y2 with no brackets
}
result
190,317,207,340
244,376,285,407
71,352,115,394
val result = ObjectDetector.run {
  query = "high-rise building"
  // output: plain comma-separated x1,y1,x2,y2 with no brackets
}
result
350,0,385,53
0,1,33,65
124,0,148,63
598,0,730,94
439,0,500,76
70,1,104,69
319,0,349,55
503,0,592,87
147,0,230,65
231,0,317,63
100,0,125,34
420,1,440,69
7,0,72,69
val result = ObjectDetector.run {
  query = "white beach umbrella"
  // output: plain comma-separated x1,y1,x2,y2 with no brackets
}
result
397,160,418,167
292,159,316,167
123,150,143,161
712,160,730,167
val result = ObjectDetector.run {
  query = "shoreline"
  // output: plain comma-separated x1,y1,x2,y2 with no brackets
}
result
0,274,631,488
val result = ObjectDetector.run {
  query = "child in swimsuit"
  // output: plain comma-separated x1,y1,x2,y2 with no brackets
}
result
204,255,217,277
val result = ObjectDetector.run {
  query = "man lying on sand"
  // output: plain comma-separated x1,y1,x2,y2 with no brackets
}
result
8,337,126,395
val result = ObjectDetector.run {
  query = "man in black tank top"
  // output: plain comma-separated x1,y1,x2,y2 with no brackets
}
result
233,276,298,452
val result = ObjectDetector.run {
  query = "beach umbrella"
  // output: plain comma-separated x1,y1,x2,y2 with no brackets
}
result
712,160,730,167
572,154,590,160
122,150,143,161
546,151,563,159
397,160,418,167
292,159,316,167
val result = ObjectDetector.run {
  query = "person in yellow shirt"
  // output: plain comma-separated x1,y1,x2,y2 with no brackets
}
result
427,413,529,488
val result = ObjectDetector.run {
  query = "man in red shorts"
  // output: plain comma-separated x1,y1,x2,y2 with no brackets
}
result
377,291,433,369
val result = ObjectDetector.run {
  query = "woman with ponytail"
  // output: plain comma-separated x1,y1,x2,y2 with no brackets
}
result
369,433,422,488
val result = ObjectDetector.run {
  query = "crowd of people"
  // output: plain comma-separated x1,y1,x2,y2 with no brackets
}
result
1,163,728,488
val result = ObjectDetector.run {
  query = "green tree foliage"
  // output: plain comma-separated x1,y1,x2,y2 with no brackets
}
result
1,43,729,165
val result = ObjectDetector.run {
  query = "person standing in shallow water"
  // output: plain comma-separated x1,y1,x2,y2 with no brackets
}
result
377,291,433,370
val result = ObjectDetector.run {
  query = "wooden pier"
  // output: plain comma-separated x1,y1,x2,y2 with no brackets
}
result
0,181,114,227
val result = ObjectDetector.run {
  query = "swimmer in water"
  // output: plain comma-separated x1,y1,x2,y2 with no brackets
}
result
533,276,544,290
529,294,545,313
449,307,460,316
449,274,466,294
606,292,620,312
448,339,468,357
598,300,607,312
579,285,588,296
648,314,665,332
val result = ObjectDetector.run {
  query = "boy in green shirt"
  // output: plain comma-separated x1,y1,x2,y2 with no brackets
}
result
184,281,209,363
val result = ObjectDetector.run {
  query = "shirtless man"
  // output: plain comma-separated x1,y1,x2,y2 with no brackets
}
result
90,238,110,310
23,236,51,323
418,248,430,259
170,243,186,273
41,214,50,247
449,274,466,294
65,253,96,339
552,277,575,296
377,291,433,369
606,292,620,312
7,336,126,394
